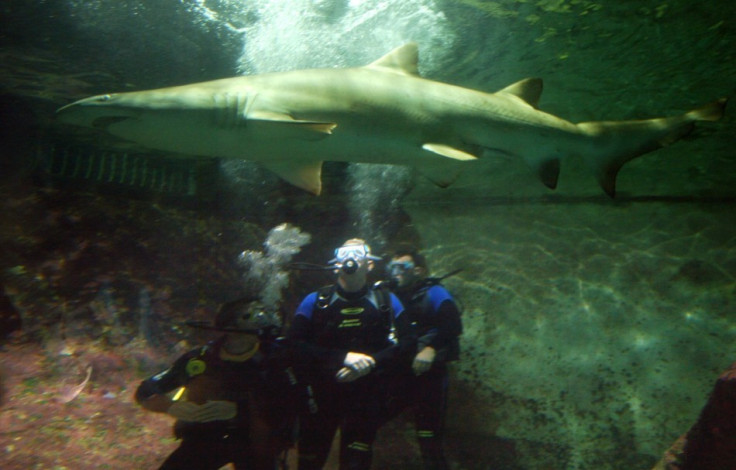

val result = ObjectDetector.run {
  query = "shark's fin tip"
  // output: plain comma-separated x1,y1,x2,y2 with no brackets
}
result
687,98,727,122
599,170,619,199
535,158,560,189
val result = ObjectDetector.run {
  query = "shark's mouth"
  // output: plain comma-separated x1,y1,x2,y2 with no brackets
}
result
92,116,132,130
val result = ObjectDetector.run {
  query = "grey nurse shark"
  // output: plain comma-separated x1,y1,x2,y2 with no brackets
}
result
57,43,726,196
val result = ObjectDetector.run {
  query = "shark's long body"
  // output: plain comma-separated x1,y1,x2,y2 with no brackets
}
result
57,43,726,196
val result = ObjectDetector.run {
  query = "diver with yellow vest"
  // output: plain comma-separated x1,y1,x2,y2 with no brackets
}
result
135,297,297,470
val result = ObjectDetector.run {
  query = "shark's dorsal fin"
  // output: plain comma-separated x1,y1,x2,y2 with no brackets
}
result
367,43,420,76
498,78,543,109
260,160,324,195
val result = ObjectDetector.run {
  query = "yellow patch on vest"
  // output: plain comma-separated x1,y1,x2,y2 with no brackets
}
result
338,318,363,328
185,358,207,377
340,307,364,315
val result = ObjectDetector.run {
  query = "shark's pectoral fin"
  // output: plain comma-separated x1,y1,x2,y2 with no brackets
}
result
422,143,478,161
247,116,337,141
260,160,323,195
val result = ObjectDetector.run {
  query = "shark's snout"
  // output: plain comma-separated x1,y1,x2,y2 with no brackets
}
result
56,94,134,129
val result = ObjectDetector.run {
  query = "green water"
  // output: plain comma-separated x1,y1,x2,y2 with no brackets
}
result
1,1,734,469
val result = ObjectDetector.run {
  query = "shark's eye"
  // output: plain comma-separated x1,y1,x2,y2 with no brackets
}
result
99,94,112,102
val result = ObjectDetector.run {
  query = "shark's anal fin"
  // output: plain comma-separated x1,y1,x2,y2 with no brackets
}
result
422,143,478,161
260,160,324,195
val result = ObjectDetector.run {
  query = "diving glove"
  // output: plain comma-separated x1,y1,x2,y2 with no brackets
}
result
413,346,436,375
336,352,376,382
343,352,376,373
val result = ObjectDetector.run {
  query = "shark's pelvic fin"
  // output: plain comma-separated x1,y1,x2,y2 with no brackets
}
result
422,143,478,161
367,42,420,76
418,163,465,188
260,160,324,195
498,78,544,109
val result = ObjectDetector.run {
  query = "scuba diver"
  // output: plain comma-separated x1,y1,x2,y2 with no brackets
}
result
385,245,463,470
135,297,297,470
288,238,414,470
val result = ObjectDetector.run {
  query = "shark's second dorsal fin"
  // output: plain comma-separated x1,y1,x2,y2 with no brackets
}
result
367,43,420,76
498,78,543,109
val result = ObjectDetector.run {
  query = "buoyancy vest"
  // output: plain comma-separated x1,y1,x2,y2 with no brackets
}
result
311,283,395,354
173,338,299,440
402,283,462,362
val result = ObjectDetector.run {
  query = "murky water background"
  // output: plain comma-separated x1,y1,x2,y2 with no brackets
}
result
1,1,735,468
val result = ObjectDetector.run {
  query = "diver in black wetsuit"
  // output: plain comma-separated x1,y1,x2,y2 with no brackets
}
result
135,297,296,470
288,238,413,470
386,245,463,470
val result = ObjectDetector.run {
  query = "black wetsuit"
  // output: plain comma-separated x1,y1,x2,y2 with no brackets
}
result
288,283,413,470
135,337,296,470
394,283,462,470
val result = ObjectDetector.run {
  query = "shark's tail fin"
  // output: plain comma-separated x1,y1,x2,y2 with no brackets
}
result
578,98,727,197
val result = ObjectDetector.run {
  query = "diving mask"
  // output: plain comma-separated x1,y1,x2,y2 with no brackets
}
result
330,243,381,274
387,260,415,277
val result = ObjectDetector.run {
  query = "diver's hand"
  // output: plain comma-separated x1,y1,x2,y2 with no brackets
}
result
167,400,237,422
336,366,366,382
337,365,377,382
413,346,436,376
336,352,375,382
343,352,375,373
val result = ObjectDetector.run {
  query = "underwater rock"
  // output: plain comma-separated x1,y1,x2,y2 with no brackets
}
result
653,361,736,470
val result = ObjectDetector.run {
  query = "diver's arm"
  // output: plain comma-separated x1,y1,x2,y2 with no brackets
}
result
135,353,190,412
427,299,462,351
373,301,417,371
288,312,349,373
